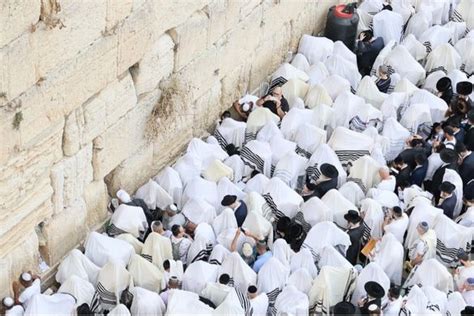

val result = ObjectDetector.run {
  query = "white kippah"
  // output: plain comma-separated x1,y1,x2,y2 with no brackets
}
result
21,272,32,282
3,297,14,307
242,242,253,257
242,103,250,112
169,204,178,212
116,189,131,203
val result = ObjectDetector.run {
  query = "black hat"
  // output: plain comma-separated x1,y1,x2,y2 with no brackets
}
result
288,223,304,240
464,181,474,201
457,81,473,95
320,163,339,179
333,301,356,314
440,148,458,164
306,180,317,191
364,281,385,298
388,286,401,299
468,110,474,122
436,77,452,92
225,143,240,156
439,181,456,194
248,285,258,294
344,210,362,223
221,195,237,206
461,306,474,315
276,216,291,233
392,206,402,215
219,273,230,284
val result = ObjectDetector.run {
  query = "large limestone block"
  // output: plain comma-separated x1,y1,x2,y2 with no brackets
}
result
220,63,251,108
0,0,41,48
92,96,155,180
63,74,137,156
169,10,210,72
192,82,223,133
50,145,93,215
106,0,133,33
84,180,109,229
130,34,175,97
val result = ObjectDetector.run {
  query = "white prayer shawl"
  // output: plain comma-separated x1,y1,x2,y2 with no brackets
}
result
444,21,467,45
288,268,314,295
348,155,381,191
244,174,270,195
241,140,273,177
455,37,474,77
128,254,163,292
310,104,336,132
417,0,450,25
272,238,293,268
384,214,409,245
209,244,230,265
363,127,390,158
333,91,366,128
85,232,134,268
263,177,303,219
110,204,147,238
273,151,307,189
280,108,313,141
220,252,257,293
195,223,216,245
357,9,373,35
135,179,173,210
291,53,310,72
182,177,218,209
256,120,283,143
333,41,358,66
450,70,470,92
385,45,426,85
306,62,330,87
141,232,173,269
321,189,359,228
272,62,309,82
298,196,333,233
224,155,245,184
246,108,280,139
257,257,289,294
366,188,400,209
339,182,365,207
456,206,474,229
242,211,274,248
419,25,452,55
168,259,184,281
360,198,385,239
328,127,374,168
212,289,245,315
325,54,361,90
302,221,352,261
373,10,404,44
405,204,443,249
321,74,351,101
108,304,131,316
351,262,390,305
392,0,415,24
203,159,234,183
452,0,474,30
187,235,213,266
358,0,383,14
306,143,346,185
130,287,165,316
422,70,447,94
115,233,144,254
217,177,246,206
433,214,471,267
423,286,447,314
281,79,310,108
182,261,219,294
370,40,397,77
305,84,333,109
56,249,100,285
290,248,318,279
274,285,309,316
295,123,326,156
404,258,454,293
380,92,407,120
409,89,448,124
215,117,247,149
350,103,384,133
356,76,387,109
308,266,356,314
403,186,433,209
405,12,431,40
173,153,202,187
425,43,462,75
393,77,419,95
400,102,432,135
447,292,467,315
24,294,75,316
58,275,95,307
376,176,396,192
298,35,334,65
250,294,269,316
181,198,216,225
269,136,296,166
207,135,219,145
400,285,430,315
401,34,428,61
443,168,464,218
372,233,404,285
212,208,237,237
186,138,228,170
166,290,214,315
317,246,353,270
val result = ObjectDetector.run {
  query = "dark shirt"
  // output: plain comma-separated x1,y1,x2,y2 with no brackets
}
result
432,164,457,204
465,125,474,151
262,96,289,115
234,201,248,227
359,298,382,315
346,223,365,265
438,193,457,219
399,148,427,170
439,89,453,106
395,166,411,191
410,163,428,187
356,37,385,76
375,77,391,93
454,129,465,144
460,153,474,186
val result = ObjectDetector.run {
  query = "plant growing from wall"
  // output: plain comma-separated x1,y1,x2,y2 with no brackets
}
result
12,111,23,130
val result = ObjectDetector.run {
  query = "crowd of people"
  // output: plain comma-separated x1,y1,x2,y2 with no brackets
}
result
2,0,474,315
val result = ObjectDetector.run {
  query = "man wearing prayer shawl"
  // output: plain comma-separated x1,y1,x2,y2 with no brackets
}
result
200,274,232,307
451,82,473,118
376,166,396,192
457,143,474,186
344,210,365,265
431,148,458,204
355,30,385,76
12,272,41,310
461,278,474,305
437,181,457,219
407,222,436,270
142,221,173,268
382,286,402,316
162,204,185,231
301,163,338,201
221,195,248,227
247,285,268,316
357,281,385,315
382,206,408,243
454,250,474,291
2,297,24,316
170,225,192,265
256,86,289,118
436,77,454,105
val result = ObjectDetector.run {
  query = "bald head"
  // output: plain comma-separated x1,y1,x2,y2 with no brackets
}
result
379,166,390,180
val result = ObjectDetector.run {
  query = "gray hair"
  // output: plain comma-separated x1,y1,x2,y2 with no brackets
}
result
151,220,163,232
417,221,429,233
379,65,389,75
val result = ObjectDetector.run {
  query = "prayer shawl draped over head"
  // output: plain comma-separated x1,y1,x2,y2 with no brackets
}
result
134,179,173,210
246,108,280,142
203,159,234,183
306,144,346,185
269,136,297,166
85,232,134,268
281,79,309,108
186,234,213,266
290,248,318,279
182,177,219,209
348,155,382,192
295,123,327,157
214,117,246,149
400,285,430,316
182,261,219,294
212,208,238,237
280,108,313,142
409,89,448,124
423,285,448,314
90,261,133,313
356,76,387,110
328,127,373,169
288,268,314,294
443,168,464,219
351,262,390,305
181,198,216,225
382,118,411,161
360,198,385,240
116,233,144,254
325,54,361,90
108,304,131,316
58,275,95,307
241,209,274,248
272,238,293,268
24,293,76,316
455,37,474,77
220,252,257,293
419,25,452,55
257,120,283,143
166,290,214,315
173,154,202,187
141,232,173,269
317,246,353,270
274,285,309,316
240,140,273,177
56,249,100,285
401,34,428,61
262,177,303,221
321,74,352,101
273,151,307,189
291,53,310,72
302,221,351,262
333,92,366,128
128,254,163,292
320,189,358,228
384,45,426,85
212,288,246,316
257,257,290,315
373,10,404,44
433,214,471,267
186,138,229,171
425,43,462,75
308,265,357,315
296,197,333,233
272,62,310,82
371,233,404,285
244,174,270,195
209,244,230,265
297,35,334,65
305,84,333,109
217,177,246,207
403,258,454,293
447,292,467,315
405,205,443,250
224,155,246,184
311,104,336,134
153,166,183,208
109,204,148,238
130,287,165,316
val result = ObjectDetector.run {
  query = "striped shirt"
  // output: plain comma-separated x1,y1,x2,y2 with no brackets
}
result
376,77,391,93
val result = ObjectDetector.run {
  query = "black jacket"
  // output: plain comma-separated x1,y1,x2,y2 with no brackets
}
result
460,153,474,186
438,194,457,219
431,164,457,204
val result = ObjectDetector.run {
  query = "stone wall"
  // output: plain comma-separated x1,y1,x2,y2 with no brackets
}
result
0,0,343,296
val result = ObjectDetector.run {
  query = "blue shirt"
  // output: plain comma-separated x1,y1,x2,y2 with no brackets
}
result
252,251,272,273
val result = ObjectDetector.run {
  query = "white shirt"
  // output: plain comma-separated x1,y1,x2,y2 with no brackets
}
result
463,290,474,305
250,293,269,316
425,153,443,181
377,176,396,192
18,279,41,309
5,305,24,316
384,213,409,243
